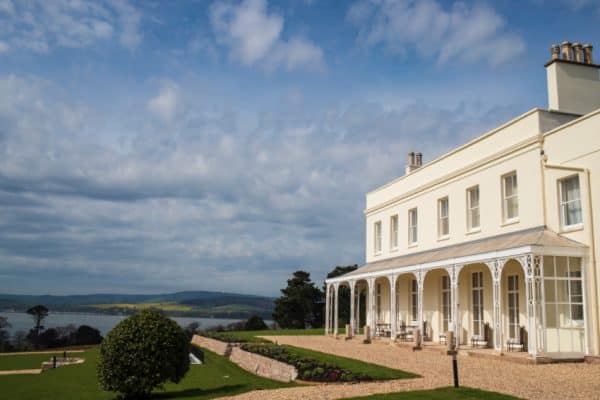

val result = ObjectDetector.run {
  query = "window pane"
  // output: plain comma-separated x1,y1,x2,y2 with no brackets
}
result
507,197,518,219
569,257,582,274
543,256,555,277
556,280,569,303
545,304,557,328
571,304,584,322
544,280,556,302
556,256,568,277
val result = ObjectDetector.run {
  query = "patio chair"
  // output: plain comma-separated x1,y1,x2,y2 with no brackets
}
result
506,337,524,351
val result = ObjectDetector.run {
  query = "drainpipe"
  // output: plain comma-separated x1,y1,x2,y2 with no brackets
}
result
585,169,598,356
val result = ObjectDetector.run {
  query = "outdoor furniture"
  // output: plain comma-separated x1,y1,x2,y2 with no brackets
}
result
470,335,488,348
375,323,391,337
507,338,524,351
397,321,413,342
439,333,446,344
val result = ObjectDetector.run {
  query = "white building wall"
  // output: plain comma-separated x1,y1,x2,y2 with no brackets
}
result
366,146,545,263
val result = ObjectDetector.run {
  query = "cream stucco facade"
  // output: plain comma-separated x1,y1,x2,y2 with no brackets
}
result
325,43,600,359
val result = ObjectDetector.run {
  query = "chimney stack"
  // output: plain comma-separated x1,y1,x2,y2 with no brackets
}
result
551,44,560,60
561,41,572,61
405,151,422,175
572,42,583,63
546,41,600,115
583,44,593,64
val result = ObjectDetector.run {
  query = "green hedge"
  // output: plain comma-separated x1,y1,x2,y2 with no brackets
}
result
241,343,370,382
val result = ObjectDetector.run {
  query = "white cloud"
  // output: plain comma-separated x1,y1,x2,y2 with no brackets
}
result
0,40,8,53
0,73,518,294
0,0,14,15
146,82,182,123
210,0,324,71
347,0,525,67
0,0,142,53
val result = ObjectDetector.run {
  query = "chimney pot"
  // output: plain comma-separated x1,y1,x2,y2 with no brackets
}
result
415,152,422,166
561,41,572,60
583,44,593,64
572,42,583,63
408,151,415,165
551,44,560,60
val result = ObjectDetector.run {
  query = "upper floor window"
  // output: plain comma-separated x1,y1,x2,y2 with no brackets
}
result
374,221,382,254
408,208,418,245
438,197,449,238
559,175,582,228
502,172,519,222
390,214,399,250
467,186,480,231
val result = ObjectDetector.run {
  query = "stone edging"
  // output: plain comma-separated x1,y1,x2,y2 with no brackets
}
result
191,335,297,382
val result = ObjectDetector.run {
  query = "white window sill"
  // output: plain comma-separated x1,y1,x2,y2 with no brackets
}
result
373,251,382,257
560,224,584,234
390,247,399,253
408,243,418,248
437,235,450,242
466,228,481,235
501,218,520,227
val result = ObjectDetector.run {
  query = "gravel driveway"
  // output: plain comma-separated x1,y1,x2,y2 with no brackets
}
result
216,335,600,400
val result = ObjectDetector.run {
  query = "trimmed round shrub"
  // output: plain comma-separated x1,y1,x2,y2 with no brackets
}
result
97,310,190,399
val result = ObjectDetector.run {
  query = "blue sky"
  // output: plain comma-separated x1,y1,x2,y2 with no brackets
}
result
0,0,599,296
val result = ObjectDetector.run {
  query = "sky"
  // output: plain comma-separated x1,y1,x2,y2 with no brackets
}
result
0,0,599,297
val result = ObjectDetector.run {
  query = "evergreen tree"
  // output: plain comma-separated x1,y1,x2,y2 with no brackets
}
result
273,270,324,328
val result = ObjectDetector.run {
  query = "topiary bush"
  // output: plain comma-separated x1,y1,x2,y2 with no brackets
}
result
97,310,190,399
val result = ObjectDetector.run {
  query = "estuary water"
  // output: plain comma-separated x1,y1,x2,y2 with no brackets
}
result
0,311,243,336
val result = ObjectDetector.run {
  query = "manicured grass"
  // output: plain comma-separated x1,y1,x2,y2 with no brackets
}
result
345,387,521,399
0,352,65,371
203,328,324,343
0,347,296,399
280,345,417,380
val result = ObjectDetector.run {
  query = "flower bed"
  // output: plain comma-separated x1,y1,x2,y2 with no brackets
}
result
240,343,371,382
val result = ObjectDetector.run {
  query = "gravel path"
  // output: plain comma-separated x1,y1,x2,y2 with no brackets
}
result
217,335,600,400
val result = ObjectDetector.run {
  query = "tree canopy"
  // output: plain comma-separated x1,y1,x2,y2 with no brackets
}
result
273,270,324,329
97,310,189,399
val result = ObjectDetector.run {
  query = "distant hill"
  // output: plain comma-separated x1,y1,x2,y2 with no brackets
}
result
0,291,275,319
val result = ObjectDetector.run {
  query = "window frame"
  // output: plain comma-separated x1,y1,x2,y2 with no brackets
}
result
466,185,480,232
502,171,519,223
558,175,583,229
373,220,382,255
408,208,418,245
471,271,484,336
507,275,520,340
390,214,399,250
437,197,449,239
441,275,451,333
410,279,418,322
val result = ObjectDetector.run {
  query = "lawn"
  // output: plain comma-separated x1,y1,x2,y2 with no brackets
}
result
0,352,72,371
203,328,324,343
0,347,296,399
346,387,521,399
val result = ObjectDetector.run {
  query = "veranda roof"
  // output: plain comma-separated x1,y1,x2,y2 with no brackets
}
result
339,226,586,280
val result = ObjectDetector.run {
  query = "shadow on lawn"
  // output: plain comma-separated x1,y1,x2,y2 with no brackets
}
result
154,384,247,399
